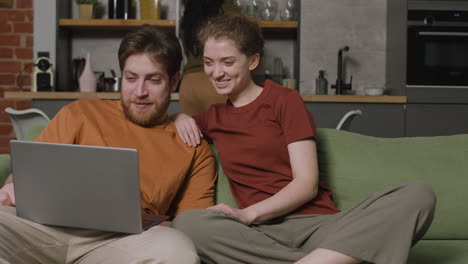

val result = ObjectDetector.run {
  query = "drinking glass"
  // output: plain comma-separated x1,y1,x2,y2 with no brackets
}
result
258,0,278,21
245,0,260,17
280,0,296,21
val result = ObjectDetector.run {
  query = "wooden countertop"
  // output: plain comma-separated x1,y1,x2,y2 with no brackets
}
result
301,94,407,103
4,91,179,101
4,92,406,103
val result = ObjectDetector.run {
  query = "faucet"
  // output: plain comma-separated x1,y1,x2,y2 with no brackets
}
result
331,46,352,95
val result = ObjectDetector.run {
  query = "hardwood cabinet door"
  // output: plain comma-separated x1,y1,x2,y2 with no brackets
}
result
406,104,468,137
305,102,405,138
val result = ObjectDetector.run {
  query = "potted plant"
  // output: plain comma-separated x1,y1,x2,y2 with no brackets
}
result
76,0,97,19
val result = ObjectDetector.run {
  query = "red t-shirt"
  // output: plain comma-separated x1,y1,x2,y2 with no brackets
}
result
195,80,340,215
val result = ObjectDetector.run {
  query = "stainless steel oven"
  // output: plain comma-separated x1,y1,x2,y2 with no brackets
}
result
407,10,468,88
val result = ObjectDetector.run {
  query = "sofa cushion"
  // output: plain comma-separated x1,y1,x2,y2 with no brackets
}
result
0,154,11,186
23,125,46,141
409,240,468,264
316,128,468,239
210,145,238,208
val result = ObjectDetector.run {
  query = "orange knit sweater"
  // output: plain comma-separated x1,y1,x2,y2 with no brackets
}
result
36,98,216,216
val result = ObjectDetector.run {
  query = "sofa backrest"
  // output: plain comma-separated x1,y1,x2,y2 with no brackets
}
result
316,128,468,239
211,145,238,208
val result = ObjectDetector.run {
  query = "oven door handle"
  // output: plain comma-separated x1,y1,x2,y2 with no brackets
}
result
419,32,468,37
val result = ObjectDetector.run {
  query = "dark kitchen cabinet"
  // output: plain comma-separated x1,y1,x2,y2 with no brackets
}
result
305,102,406,138
405,104,468,137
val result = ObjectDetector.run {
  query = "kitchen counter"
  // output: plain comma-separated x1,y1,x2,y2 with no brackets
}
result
301,94,406,103
4,92,405,103
4,92,179,100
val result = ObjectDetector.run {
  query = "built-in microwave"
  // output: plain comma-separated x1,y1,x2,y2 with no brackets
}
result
407,10,468,88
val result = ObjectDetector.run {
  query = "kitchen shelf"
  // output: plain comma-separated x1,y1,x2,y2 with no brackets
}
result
4,91,179,101
301,95,407,104
58,19,298,32
59,19,176,30
5,92,404,103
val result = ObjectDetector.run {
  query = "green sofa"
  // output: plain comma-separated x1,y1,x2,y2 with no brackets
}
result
0,124,45,186
2,128,467,263
0,154,10,186
215,128,468,264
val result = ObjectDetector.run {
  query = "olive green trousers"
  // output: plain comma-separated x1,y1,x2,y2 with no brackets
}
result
173,180,436,264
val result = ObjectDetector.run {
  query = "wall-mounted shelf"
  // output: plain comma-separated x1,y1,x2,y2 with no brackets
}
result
301,95,407,104
58,19,298,32
5,92,405,103
4,91,179,101
59,19,176,30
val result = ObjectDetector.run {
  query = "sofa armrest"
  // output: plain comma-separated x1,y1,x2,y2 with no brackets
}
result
0,154,11,186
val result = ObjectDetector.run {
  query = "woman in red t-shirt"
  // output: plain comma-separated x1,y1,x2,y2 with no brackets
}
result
172,14,435,264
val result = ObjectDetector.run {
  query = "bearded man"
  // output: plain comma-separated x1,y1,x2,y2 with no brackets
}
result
0,25,216,264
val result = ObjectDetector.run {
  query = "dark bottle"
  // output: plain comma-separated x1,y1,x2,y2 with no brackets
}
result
109,0,134,19
315,70,328,95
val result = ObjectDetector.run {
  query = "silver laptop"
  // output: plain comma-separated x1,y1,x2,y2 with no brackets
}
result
9,140,166,234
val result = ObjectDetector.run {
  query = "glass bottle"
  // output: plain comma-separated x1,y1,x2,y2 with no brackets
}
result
315,70,328,95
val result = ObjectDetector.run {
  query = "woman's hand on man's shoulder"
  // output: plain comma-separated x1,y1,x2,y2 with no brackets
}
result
173,113,203,147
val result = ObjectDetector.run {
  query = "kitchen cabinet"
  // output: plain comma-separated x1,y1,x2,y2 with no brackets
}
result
34,1,299,93
5,92,406,134
405,104,468,137
305,102,406,138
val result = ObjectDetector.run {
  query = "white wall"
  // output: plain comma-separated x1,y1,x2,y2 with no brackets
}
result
33,0,57,72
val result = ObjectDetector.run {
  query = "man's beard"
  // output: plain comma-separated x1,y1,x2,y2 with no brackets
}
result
121,92,170,127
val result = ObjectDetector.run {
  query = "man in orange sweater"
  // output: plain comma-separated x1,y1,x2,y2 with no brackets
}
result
0,25,216,263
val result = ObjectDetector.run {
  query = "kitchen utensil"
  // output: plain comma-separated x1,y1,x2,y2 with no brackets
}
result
364,87,384,96
281,78,296,89
104,77,121,92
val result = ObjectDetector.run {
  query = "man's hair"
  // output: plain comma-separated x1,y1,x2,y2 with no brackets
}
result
197,14,264,58
118,25,182,78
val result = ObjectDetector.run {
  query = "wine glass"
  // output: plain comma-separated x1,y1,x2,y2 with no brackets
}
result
258,0,278,21
245,0,260,17
280,0,296,21
233,0,245,14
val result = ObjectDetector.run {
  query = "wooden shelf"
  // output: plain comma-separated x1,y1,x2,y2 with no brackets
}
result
59,19,176,30
259,20,298,29
301,95,407,104
5,92,404,103
58,19,298,31
4,91,180,101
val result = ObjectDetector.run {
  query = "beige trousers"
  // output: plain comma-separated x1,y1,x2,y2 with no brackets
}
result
0,206,199,264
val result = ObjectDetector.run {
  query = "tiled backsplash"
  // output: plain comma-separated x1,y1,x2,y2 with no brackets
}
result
299,0,388,95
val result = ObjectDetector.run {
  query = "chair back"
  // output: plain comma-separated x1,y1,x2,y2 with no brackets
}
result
4,107,50,140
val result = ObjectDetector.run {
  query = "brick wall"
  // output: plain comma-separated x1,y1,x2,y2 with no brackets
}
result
0,0,33,154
